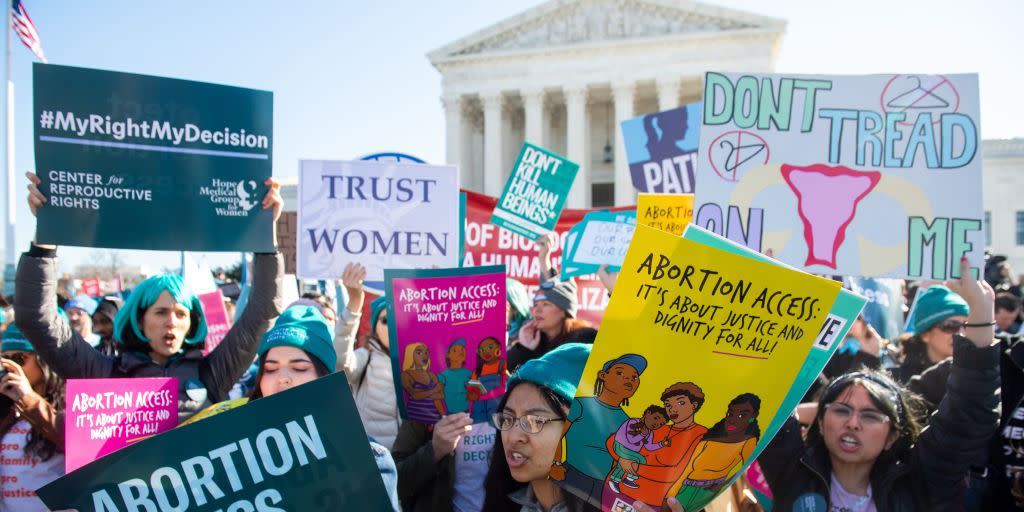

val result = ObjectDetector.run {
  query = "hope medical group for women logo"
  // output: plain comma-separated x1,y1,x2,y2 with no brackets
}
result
198,178,260,217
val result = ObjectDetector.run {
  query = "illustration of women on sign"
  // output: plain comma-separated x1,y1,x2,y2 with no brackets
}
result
400,342,446,423
438,338,472,414
551,354,647,507
467,336,506,423
673,393,761,510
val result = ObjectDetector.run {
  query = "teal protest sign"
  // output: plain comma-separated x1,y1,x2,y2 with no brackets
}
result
491,142,578,240
561,210,637,279
36,372,392,511
33,63,274,251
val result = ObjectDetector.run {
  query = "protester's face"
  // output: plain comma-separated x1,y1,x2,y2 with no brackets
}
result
820,385,898,467
374,310,389,349
478,339,500,363
847,317,866,339
259,346,317,396
447,344,466,367
663,393,697,423
996,307,1020,331
92,313,114,338
598,363,639,397
142,291,192,358
67,307,92,334
724,402,756,434
643,411,668,431
1,350,42,389
501,383,565,483
531,300,565,332
921,314,967,360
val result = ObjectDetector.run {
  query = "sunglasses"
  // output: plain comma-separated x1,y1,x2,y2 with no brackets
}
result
936,320,966,334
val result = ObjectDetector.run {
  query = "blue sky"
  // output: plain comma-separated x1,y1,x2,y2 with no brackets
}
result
2,0,1021,274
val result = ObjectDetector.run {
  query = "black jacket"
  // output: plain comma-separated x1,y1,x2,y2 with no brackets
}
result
759,337,1000,511
507,327,597,372
391,420,455,512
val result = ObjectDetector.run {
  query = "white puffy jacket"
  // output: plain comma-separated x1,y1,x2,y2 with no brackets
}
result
335,308,401,449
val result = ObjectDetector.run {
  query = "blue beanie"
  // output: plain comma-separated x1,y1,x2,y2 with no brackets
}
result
601,353,648,375
370,295,388,329
508,343,592,403
913,285,970,332
258,305,337,370
66,295,98,316
1,323,33,353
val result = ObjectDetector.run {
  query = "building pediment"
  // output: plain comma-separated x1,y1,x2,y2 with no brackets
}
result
429,0,785,63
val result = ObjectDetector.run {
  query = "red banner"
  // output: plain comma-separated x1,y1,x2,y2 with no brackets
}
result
81,277,101,298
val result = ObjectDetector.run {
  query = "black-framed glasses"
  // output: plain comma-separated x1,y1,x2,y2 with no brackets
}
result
491,412,564,434
825,402,891,427
936,320,966,334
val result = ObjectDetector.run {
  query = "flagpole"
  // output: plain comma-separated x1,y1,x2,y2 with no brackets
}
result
3,1,16,297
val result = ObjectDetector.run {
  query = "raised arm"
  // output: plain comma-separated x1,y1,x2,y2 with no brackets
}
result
335,263,370,385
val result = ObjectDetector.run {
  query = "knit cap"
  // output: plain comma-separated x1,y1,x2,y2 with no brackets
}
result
65,295,98,316
533,279,579,318
258,305,336,370
913,285,970,332
1,323,33,353
370,295,388,327
508,343,592,403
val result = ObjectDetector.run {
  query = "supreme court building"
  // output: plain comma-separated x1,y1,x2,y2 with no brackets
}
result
428,0,786,208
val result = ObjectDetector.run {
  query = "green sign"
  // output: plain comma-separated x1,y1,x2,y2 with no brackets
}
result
491,142,578,240
36,372,392,511
32,63,274,251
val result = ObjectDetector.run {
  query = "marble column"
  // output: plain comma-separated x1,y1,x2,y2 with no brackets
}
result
565,84,588,208
442,94,466,186
480,91,504,197
656,77,682,111
522,87,546,147
612,81,636,206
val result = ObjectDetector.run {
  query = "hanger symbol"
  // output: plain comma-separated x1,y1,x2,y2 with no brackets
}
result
719,139,766,177
885,75,950,110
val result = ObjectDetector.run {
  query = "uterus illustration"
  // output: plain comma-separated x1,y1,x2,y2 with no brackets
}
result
781,164,881,269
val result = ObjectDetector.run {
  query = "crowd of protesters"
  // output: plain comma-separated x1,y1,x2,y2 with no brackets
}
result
0,175,1020,512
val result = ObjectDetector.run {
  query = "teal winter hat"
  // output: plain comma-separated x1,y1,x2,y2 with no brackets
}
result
913,285,970,332
508,343,592,403
258,305,336,370
370,295,388,328
1,323,33,353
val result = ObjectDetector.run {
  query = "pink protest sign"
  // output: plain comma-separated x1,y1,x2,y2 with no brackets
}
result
65,378,178,472
199,290,231,355
385,266,507,424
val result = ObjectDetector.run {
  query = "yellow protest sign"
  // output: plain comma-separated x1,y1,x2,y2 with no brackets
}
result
637,193,693,235
553,224,841,511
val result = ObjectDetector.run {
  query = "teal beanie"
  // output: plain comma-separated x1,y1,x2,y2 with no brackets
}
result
508,343,592,403
370,295,388,329
1,323,33,353
258,306,336,370
913,285,970,332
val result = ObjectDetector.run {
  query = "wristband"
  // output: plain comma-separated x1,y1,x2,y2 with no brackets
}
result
963,320,996,327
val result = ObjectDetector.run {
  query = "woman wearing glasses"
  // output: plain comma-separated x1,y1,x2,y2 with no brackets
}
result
897,285,971,383
749,258,1001,512
482,343,599,512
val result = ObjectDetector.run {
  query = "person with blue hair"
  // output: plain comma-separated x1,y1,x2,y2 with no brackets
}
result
15,172,285,421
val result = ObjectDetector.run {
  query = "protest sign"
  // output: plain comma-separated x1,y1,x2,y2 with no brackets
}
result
81,277,101,297
695,72,982,280
199,290,231,355
552,224,842,511
491,142,579,240
843,277,905,339
463,190,628,326
622,103,700,193
38,372,393,511
385,266,507,424
637,193,694,236
64,378,178,472
297,159,459,289
561,210,636,279
33,63,274,251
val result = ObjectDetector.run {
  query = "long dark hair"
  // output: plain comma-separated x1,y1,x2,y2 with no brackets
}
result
807,370,925,466
703,393,761,441
5,353,65,461
248,349,331,401
481,380,596,512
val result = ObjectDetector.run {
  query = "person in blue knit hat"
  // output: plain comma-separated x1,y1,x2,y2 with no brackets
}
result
482,343,599,512
898,285,970,383
1,323,67,511
249,305,337,399
64,294,100,347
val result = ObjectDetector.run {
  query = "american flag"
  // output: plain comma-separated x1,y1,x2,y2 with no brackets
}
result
11,0,46,63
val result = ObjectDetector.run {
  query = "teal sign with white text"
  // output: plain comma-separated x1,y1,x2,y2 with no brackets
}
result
491,142,578,240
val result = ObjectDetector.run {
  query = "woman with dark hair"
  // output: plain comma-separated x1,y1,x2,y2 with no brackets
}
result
673,393,761,510
0,323,66,511
898,284,970,383
15,173,284,421
755,258,1001,511
482,343,599,512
